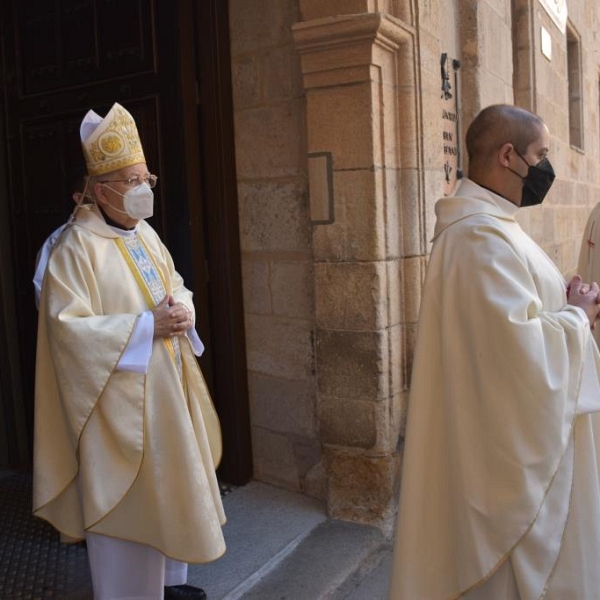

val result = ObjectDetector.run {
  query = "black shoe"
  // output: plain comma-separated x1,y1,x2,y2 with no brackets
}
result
164,584,207,599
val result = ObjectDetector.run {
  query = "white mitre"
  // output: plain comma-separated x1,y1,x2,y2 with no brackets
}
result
80,102,146,176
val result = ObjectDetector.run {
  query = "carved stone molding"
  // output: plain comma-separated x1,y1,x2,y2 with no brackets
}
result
292,13,415,87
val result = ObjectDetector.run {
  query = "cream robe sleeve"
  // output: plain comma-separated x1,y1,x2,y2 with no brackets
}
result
391,213,600,600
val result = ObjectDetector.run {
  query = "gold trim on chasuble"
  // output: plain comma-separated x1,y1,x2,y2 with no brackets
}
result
115,236,183,381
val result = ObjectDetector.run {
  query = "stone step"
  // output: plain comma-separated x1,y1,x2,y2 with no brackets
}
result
188,481,390,600
235,520,386,600
187,481,327,598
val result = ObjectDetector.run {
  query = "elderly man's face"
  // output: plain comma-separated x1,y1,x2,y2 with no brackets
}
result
96,162,152,227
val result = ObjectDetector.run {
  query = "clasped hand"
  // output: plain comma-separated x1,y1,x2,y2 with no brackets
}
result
567,275,600,329
153,295,193,338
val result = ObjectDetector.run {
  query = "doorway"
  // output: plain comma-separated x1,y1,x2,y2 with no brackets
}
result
0,0,252,485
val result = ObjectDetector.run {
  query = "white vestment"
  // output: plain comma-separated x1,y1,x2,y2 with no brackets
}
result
34,205,226,566
390,179,600,600
86,533,188,600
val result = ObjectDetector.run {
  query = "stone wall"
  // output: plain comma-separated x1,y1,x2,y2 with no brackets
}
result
228,0,324,497
228,0,600,533
523,0,600,274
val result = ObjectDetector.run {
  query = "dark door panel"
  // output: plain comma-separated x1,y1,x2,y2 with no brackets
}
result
0,0,253,485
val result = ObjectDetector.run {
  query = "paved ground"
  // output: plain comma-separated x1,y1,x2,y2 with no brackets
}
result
0,471,392,599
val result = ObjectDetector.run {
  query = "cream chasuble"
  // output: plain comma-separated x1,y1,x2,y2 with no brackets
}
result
390,179,600,600
33,205,226,564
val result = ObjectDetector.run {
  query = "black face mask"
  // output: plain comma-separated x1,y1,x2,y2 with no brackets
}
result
508,149,555,207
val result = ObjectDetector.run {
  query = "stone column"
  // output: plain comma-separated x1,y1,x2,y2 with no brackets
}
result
293,8,425,532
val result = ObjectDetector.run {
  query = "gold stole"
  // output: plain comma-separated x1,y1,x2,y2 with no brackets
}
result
115,235,183,381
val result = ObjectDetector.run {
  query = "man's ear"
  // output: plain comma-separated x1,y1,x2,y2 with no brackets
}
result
94,182,108,206
498,142,514,168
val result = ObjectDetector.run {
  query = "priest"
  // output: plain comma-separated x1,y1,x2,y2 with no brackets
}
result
33,103,226,600
390,104,600,599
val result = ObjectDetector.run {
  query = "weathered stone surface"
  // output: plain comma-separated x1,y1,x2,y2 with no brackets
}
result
388,323,404,396
252,427,301,491
292,436,322,479
231,55,260,109
299,0,371,21
401,256,426,324
234,102,305,180
319,396,378,449
241,257,272,315
245,314,314,380
238,180,310,253
248,372,316,437
306,83,380,170
387,259,402,328
262,47,304,101
315,261,388,330
325,449,400,530
303,460,327,500
271,260,314,319
229,0,299,56
317,329,388,399
312,169,386,262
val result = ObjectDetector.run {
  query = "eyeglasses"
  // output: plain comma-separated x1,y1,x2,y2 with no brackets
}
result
100,174,158,188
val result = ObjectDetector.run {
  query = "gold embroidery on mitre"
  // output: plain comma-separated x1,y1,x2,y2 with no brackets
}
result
99,132,124,156
82,103,146,176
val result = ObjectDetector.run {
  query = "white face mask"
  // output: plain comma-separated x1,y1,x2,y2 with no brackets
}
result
102,182,154,220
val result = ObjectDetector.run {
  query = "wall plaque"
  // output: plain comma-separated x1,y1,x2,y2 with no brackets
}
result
441,54,462,196
538,0,568,34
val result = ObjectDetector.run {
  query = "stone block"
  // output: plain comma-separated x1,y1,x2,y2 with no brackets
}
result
229,0,299,57
234,101,305,180
399,168,426,258
387,259,402,327
253,430,321,494
320,395,396,454
390,390,409,444
241,257,272,315
422,168,445,242
306,82,380,170
401,256,425,324
325,449,400,529
271,260,314,319
245,314,314,380
303,460,327,500
319,396,378,449
344,168,387,261
315,261,388,330
252,427,301,491
383,168,401,258
231,55,260,109
262,46,304,101
299,0,371,21
317,329,388,399
403,323,418,387
313,168,388,262
248,371,317,437
292,436,322,478
389,323,404,395
481,4,512,85
238,180,310,253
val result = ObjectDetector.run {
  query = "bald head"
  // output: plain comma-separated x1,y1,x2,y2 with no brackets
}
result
466,105,545,172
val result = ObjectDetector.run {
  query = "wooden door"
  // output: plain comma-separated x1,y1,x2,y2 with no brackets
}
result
0,0,252,484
